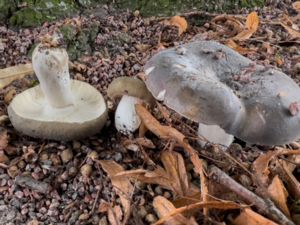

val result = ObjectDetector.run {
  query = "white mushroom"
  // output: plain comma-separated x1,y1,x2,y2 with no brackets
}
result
107,77,154,135
8,38,108,140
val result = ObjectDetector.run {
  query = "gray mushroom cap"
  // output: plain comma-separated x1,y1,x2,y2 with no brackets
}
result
144,40,300,145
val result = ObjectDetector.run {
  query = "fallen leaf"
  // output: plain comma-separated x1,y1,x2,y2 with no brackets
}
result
153,196,195,225
226,39,254,54
0,63,33,89
168,16,188,35
267,175,290,217
98,160,133,225
279,22,300,39
4,88,16,104
115,151,198,197
99,200,122,225
252,148,300,187
232,208,278,225
212,15,244,35
293,1,300,12
154,200,244,225
233,12,259,41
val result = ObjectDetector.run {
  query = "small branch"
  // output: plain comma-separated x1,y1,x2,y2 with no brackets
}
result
209,166,295,225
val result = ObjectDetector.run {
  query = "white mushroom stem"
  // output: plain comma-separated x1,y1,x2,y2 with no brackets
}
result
115,95,142,134
197,123,234,147
32,44,74,108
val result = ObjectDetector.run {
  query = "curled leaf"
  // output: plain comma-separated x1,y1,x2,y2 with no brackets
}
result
232,208,278,225
233,12,259,41
168,16,188,35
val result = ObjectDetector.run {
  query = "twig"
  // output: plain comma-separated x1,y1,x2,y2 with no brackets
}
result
209,166,295,225
90,188,101,215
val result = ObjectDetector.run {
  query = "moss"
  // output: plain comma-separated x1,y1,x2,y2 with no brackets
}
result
0,0,17,21
9,0,78,27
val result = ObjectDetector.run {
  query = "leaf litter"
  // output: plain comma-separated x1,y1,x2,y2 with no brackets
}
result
0,2,300,225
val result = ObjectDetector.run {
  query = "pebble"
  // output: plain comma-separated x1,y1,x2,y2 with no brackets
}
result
113,152,122,162
163,191,171,199
145,213,157,223
60,149,73,163
80,164,92,177
137,206,147,218
154,186,163,195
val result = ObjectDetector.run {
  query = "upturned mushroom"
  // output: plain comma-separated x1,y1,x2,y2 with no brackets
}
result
107,77,154,135
144,40,300,146
8,36,108,140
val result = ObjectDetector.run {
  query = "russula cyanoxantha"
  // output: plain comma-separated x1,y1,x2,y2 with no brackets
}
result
144,40,300,146
107,77,154,135
8,38,108,141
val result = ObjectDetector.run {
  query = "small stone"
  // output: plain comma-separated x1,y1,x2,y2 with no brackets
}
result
17,160,26,169
133,10,140,17
39,152,49,161
293,62,300,73
50,154,61,166
8,165,20,178
154,186,163,195
79,213,90,220
145,213,157,223
163,191,171,199
88,151,99,160
68,166,78,177
80,164,92,177
15,191,24,199
60,149,73,163
137,206,147,218
73,141,81,150
113,152,122,162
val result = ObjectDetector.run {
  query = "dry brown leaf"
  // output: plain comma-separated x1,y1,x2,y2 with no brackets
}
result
153,196,195,225
226,39,254,55
212,15,244,35
293,1,300,12
154,200,244,225
267,175,290,217
0,63,33,89
252,148,300,187
0,130,8,151
232,208,278,225
279,22,300,39
233,12,259,41
115,151,198,197
279,159,300,199
168,16,188,35
98,160,133,225
99,201,122,225
4,88,16,104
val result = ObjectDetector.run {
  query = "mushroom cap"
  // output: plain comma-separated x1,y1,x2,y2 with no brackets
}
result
144,40,300,145
107,77,154,104
8,80,108,141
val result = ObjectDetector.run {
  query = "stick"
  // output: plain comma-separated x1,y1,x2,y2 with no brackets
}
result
209,166,294,225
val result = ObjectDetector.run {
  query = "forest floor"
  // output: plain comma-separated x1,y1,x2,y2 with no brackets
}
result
0,2,300,225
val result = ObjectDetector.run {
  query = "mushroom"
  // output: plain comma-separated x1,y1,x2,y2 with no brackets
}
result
107,77,154,135
8,38,108,141
143,40,300,146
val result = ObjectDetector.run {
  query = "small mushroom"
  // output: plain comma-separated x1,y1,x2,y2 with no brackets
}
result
144,41,300,146
107,77,154,135
8,38,108,141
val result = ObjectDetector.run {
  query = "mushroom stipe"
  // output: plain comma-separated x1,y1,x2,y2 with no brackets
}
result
144,40,300,145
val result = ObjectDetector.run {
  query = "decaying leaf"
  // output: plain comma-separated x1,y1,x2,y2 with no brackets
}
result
165,16,188,35
98,160,133,225
115,151,198,197
252,148,300,186
27,219,39,225
212,15,244,35
267,175,290,217
154,200,244,225
0,63,33,89
232,208,278,225
233,12,259,41
153,196,195,225
4,88,16,104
